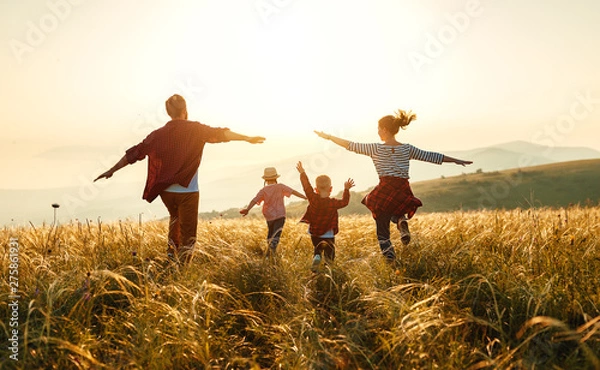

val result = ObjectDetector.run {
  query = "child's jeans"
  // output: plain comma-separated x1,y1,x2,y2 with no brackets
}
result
311,237,336,261
374,213,400,262
267,217,285,251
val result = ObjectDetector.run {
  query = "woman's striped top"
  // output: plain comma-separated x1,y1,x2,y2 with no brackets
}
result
347,142,444,179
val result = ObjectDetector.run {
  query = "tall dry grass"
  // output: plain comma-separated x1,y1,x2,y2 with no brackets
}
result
1,206,599,369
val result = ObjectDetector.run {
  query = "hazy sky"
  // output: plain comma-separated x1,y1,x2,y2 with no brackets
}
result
1,0,599,192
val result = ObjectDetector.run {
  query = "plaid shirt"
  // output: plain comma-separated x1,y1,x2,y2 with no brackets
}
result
299,172,350,236
362,176,422,219
125,119,229,202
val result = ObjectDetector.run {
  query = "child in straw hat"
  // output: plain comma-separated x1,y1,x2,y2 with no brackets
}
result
240,167,306,257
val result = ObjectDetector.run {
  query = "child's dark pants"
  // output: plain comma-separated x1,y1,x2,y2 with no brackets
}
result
266,217,285,251
311,237,336,261
374,213,399,262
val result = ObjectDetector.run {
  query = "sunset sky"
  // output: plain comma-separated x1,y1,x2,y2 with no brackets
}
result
1,0,599,221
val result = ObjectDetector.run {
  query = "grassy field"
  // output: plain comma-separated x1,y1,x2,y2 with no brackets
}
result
1,207,599,369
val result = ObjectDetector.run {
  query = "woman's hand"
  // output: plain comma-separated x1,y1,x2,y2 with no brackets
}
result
314,131,350,149
314,130,331,140
443,155,472,167
455,159,473,166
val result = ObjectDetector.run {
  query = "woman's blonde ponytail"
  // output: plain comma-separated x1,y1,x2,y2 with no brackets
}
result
394,109,417,130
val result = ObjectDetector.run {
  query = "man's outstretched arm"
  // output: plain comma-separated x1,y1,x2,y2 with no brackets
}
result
94,155,129,181
224,130,265,144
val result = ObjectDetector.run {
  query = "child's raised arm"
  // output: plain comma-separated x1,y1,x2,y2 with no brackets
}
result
297,161,317,201
332,178,353,209
344,178,355,190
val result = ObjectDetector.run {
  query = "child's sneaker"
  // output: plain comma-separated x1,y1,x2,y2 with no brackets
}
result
166,246,177,262
398,220,411,245
311,254,322,272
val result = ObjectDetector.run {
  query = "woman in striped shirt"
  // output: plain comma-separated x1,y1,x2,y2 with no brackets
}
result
315,110,472,264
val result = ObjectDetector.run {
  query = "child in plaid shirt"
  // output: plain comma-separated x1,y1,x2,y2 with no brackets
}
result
296,161,354,272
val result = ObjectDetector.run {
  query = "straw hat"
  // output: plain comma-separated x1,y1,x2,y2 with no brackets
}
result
262,167,280,180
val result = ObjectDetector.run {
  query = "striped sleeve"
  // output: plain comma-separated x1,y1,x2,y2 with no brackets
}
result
408,145,444,164
347,142,377,156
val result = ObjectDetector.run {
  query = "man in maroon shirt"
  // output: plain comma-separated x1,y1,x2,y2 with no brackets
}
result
95,94,265,263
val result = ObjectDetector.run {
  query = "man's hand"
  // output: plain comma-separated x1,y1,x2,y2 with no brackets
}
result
94,170,114,182
94,155,128,182
246,136,265,144
296,161,305,174
240,208,249,216
344,178,355,190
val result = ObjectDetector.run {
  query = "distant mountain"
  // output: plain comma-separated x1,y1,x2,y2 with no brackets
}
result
489,141,600,163
448,141,600,168
411,141,600,181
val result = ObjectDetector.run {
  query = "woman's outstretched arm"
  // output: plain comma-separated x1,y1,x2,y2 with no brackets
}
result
314,130,350,149
442,155,473,166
